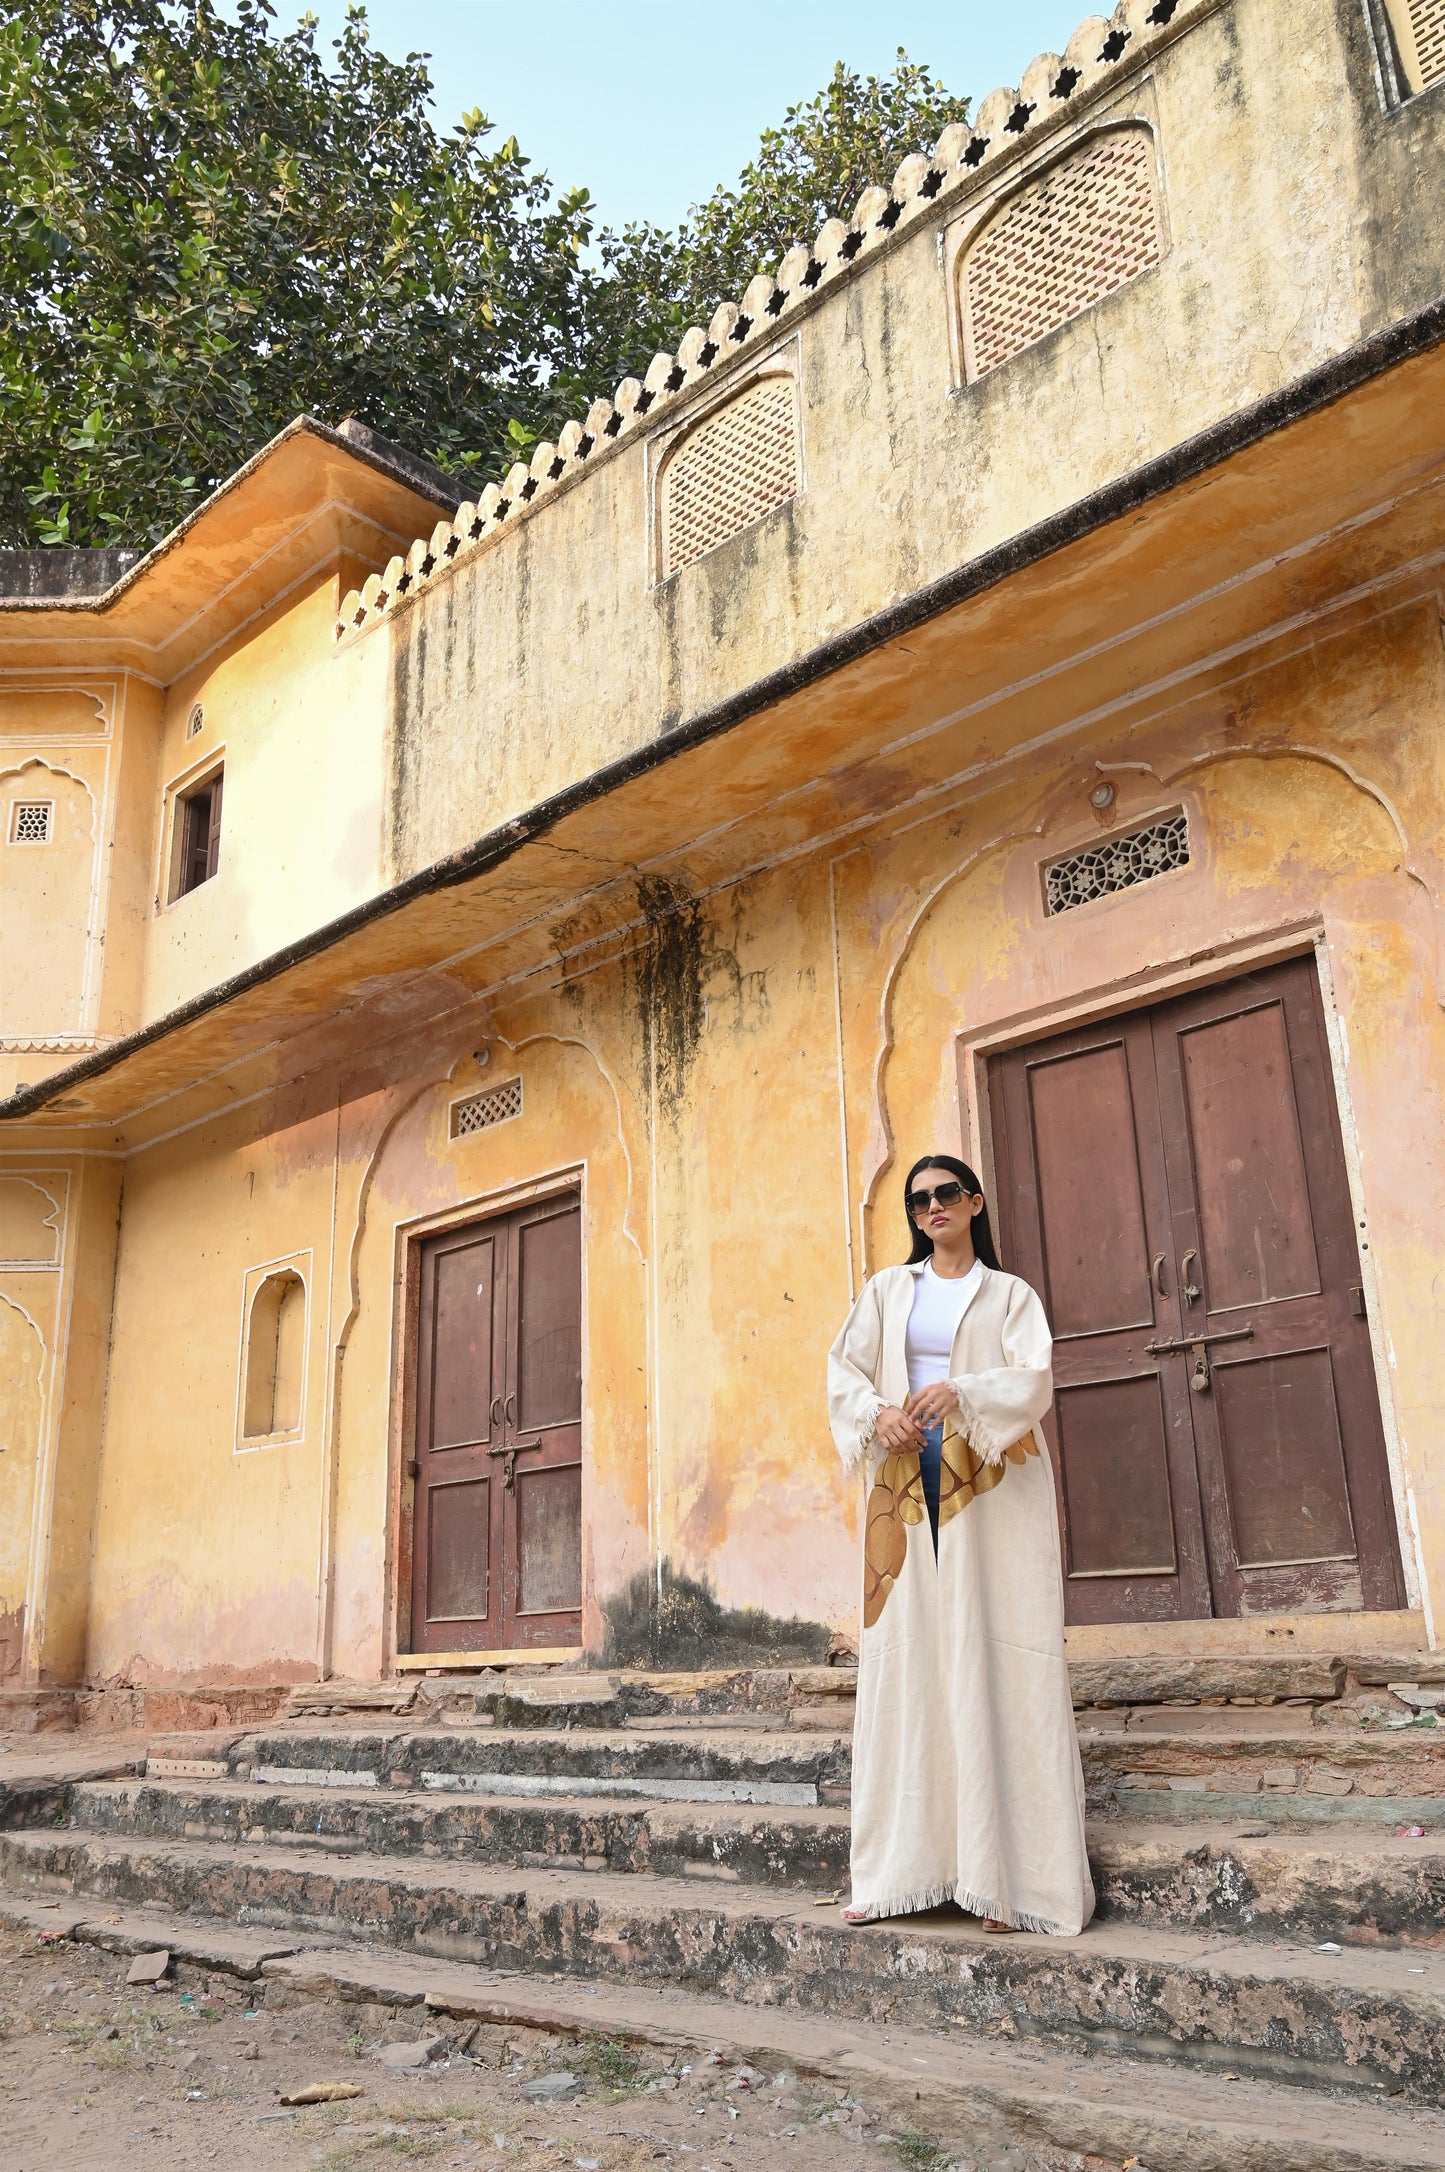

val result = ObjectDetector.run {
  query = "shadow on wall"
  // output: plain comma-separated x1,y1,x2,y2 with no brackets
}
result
601,1559,832,1670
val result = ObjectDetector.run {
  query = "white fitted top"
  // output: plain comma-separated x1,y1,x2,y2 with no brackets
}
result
904,1258,983,1397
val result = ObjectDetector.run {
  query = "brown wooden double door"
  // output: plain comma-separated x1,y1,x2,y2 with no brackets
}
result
989,957,1404,1622
410,1192,583,1653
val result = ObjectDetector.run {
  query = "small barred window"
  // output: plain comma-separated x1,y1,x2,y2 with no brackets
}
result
9,801,53,844
187,702,205,738
962,128,1161,378
1383,0,1445,93
660,373,800,577
451,1076,523,1138
1044,812,1189,916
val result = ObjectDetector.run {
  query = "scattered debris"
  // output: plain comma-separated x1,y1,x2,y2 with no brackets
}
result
375,2035,445,2068
126,1949,171,1986
523,2071,583,2102
279,2079,366,2104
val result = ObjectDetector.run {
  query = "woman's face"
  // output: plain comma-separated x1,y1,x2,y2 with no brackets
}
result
907,1166,983,1242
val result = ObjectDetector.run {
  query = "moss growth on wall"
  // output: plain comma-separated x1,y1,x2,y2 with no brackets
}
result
601,1559,832,1669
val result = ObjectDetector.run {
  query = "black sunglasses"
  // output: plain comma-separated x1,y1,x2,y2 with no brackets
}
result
906,1181,974,1215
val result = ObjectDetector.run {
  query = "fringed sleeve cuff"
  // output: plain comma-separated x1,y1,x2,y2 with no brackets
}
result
838,1397,885,1475
947,1379,1013,1466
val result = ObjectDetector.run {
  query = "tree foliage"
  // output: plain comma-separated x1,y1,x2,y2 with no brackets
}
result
0,0,595,545
0,3,968,548
587,55,970,390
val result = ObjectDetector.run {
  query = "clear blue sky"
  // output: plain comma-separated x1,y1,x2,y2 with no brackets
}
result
286,2,1088,233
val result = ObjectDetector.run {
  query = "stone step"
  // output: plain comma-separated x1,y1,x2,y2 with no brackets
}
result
1078,1721,1445,1810
228,1722,854,1802
4,1825,1442,2103
2,1643,1437,1741
182,1708,1445,1805
33,1778,1445,1945
48,1776,854,1892
4,1888,1440,2172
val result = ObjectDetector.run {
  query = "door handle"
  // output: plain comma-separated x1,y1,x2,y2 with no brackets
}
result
490,1395,504,1429
505,1393,517,1427
1152,1253,1168,1297
1181,1250,1202,1304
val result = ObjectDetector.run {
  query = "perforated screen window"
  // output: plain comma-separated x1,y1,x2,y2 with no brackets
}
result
9,801,53,844
964,128,1161,378
661,374,800,576
1044,812,1189,916
1386,0,1445,91
451,1077,523,1138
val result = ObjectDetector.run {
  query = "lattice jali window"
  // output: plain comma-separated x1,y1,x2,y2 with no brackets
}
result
8,801,53,844
1384,0,1445,92
660,373,800,577
962,128,1161,379
450,1076,523,1139
1044,811,1189,916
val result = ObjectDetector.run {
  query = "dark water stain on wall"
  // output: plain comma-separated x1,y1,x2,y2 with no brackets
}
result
634,874,706,1119
600,1560,831,1670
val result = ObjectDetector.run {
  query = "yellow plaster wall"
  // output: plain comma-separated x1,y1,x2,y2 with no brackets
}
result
31,1159,124,1685
0,680,117,1093
83,1092,339,1682
374,0,1445,881
141,571,389,1027
0,1168,75,1682
54,594,1445,1676
329,1028,649,1676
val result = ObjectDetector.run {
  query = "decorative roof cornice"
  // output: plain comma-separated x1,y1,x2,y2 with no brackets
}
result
336,0,1218,645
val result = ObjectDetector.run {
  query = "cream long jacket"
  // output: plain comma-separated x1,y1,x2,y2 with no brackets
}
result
827,1260,1095,1935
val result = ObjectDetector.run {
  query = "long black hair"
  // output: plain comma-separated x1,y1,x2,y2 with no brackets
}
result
903,1152,1002,1269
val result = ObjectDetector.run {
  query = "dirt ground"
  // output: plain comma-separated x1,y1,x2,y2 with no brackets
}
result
0,1923,1057,2172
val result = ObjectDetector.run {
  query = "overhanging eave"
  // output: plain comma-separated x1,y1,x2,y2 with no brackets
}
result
5,305,1445,1150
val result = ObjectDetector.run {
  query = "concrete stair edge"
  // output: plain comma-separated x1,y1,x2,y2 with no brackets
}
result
3,1824,1442,2101
33,1774,1445,1945
1,1886,1441,2172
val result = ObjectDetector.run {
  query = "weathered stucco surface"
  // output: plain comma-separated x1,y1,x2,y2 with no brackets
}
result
3,0,1445,1684
373,0,1445,880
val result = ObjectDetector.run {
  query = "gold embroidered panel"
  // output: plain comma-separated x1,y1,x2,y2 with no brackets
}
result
862,1420,1040,1628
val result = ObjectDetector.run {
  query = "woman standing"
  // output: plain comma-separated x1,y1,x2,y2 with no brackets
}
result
827,1154,1093,1935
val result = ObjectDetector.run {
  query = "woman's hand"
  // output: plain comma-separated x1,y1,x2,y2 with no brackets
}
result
906,1382,960,1428
873,1403,922,1454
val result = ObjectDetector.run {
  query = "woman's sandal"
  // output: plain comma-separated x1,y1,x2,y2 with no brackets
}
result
980,1917,1018,1932
842,1905,871,1924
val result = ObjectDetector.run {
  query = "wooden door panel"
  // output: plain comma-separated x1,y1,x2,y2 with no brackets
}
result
425,1474,492,1624
496,1195,584,1648
515,1211,583,1429
411,1194,583,1654
428,1234,498,1450
990,953,1404,1623
991,1016,1213,1622
1152,957,1403,1616
1178,1002,1321,1312
1212,1347,1357,1568
1054,1372,1177,1577
515,1461,583,1617
1029,1041,1154,1337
